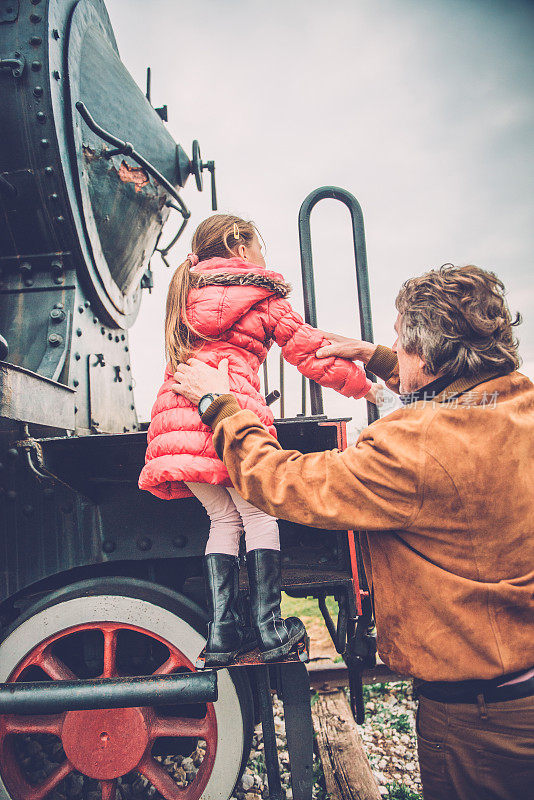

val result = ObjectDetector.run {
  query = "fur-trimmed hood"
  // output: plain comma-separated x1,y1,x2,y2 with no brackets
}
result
186,257,292,337
191,257,291,297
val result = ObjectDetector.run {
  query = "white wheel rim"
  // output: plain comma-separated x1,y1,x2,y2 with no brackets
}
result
0,595,246,800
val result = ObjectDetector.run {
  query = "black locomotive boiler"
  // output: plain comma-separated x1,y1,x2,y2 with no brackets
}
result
0,3,378,799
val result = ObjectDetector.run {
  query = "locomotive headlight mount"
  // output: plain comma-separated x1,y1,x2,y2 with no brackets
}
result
176,140,218,212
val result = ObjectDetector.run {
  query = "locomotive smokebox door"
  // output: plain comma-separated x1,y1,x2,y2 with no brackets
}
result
66,0,179,325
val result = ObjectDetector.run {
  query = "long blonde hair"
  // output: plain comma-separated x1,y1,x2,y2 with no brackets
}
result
165,214,259,373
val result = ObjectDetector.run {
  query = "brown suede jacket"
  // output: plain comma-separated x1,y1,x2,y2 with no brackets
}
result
202,346,534,682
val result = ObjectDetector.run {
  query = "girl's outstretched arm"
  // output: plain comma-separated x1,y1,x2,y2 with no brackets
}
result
268,298,372,399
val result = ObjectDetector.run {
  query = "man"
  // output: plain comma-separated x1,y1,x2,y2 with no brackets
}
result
172,264,534,800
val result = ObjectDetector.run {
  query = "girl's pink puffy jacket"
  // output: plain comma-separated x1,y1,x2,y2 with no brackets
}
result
138,257,371,500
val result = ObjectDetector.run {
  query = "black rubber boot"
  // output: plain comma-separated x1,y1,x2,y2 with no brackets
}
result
246,548,309,663
196,554,256,669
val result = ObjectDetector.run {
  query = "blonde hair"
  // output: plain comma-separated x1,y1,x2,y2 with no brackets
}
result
165,214,259,372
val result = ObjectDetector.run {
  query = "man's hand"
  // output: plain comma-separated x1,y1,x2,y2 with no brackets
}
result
316,331,377,363
172,358,230,405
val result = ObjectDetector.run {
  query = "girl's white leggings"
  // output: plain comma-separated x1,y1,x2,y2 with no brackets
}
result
185,482,280,556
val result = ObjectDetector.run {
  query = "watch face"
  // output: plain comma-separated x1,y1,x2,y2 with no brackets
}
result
199,395,214,415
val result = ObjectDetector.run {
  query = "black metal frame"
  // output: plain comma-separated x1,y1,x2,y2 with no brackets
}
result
298,186,378,424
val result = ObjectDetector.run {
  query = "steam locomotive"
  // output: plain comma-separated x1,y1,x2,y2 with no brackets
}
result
0,2,377,799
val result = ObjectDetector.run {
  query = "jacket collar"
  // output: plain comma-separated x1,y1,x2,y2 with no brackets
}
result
191,258,291,297
400,368,510,406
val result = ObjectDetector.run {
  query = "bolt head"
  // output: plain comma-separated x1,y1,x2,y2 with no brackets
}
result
75,352,81,361
30,35,42,46
31,61,42,71
44,166,54,175
76,328,82,337
40,138,50,148
48,333,62,346
36,111,46,123
53,70,60,81
137,537,152,552
33,86,43,97
52,28,60,39
102,539,116,554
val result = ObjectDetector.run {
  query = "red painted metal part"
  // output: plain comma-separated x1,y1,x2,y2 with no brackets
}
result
318,419,363,615
0,622,218,800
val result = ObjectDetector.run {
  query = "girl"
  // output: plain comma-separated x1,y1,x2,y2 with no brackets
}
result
139,214,376,668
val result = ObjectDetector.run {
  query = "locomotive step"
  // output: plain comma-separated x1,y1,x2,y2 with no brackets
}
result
196,640,309,670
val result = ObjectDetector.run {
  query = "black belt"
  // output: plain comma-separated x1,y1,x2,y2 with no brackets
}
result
416,672,534,705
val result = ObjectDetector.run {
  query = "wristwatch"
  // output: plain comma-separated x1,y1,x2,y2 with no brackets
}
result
198,393,222,416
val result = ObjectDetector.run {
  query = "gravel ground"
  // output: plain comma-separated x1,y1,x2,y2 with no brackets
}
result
359,681,422,800
230,682,423,800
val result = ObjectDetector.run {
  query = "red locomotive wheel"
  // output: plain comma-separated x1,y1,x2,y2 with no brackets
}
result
0,582,253,800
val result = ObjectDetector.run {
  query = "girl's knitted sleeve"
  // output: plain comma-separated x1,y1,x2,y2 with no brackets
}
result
268,298,371,399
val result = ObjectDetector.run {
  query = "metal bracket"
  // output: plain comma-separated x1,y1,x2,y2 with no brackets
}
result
0,52,24,78
318,592,349,654
14,432,54,483
191,140,217,210
37,306,72,381
140,267,153,292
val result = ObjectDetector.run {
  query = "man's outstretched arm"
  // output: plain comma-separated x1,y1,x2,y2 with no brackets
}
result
200,394,421,532
315,333,401,394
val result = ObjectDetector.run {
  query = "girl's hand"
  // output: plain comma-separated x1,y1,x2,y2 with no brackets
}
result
172,358,230,404
363,382,383,405
316,331,377,363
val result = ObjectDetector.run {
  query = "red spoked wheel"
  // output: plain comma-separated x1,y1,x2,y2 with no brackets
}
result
0,582,253,800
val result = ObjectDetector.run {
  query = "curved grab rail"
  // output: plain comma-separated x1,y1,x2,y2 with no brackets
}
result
298,186,378,424
75,101,191,220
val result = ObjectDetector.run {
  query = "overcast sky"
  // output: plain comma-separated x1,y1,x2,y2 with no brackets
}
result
105,0,534,428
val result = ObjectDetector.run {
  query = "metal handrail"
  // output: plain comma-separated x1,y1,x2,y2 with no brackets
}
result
75,101,191,220
298,186,378,424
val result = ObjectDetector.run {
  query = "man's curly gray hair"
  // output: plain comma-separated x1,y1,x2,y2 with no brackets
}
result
395,264,522,379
